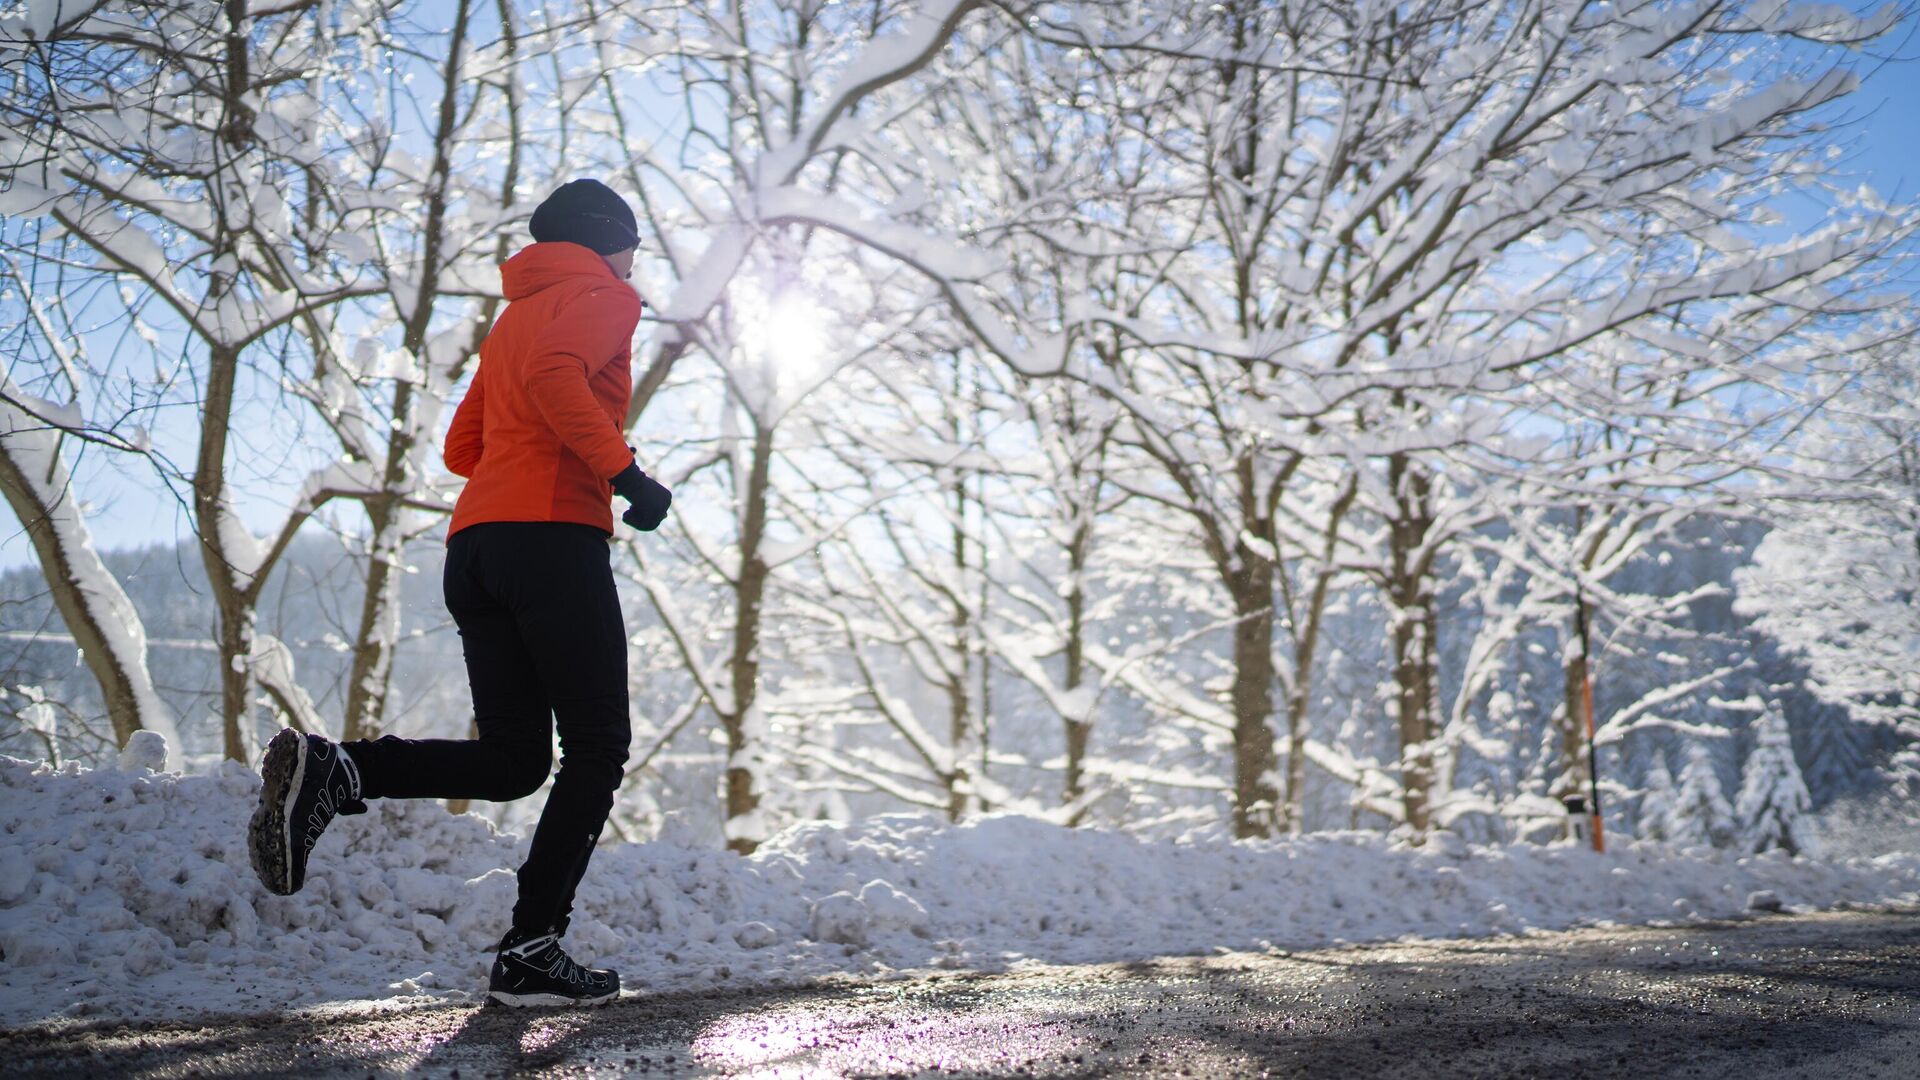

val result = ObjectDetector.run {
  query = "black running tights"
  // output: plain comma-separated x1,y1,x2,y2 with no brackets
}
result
343,521,631,937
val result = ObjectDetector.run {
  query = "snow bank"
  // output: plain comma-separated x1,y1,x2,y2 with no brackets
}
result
5,753,1919,1029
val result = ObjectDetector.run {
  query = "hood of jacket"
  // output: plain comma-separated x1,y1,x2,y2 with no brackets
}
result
500,241,622,301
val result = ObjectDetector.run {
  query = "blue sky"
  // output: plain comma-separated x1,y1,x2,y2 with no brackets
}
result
1832,41,1920,203
4,43,1920,576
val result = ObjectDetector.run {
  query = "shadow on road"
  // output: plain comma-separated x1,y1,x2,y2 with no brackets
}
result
3,911,1916,1078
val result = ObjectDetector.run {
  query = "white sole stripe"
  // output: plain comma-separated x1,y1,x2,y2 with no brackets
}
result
487,990,616,1008
280,734,306,893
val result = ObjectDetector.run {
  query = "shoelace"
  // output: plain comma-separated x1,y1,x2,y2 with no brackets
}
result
301,761,360,855
299,776,353,853
544,946,588,987
511,935,596,988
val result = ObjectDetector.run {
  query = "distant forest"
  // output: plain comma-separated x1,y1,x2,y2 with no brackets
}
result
1,516,1893,847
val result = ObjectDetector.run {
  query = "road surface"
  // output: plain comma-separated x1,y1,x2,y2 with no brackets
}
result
4,911,1916,1078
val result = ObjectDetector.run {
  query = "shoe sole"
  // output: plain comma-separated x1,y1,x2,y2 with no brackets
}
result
247,728,306,896
487,989,618,1008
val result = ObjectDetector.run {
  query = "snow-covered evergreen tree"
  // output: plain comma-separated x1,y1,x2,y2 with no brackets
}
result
1735,342,1920,790
1666,742,1735,849
1636,751,1678,843
1736,706,1816,857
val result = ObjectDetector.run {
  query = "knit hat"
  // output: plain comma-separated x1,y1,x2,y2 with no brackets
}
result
528,179,639,255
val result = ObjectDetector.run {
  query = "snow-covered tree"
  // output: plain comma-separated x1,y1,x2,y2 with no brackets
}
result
0,365,178,762
2,0,668,758
323,0,532,743
3,0,1916,855
1736,705,1816,856
1667,741,1736,849
1636,750,1678,843
580,0,994,852
859,0,1917,839
1736,341,1920,788
781,344,1008,823
1309,0,1910,836
990,377,1127,822
0,0,392,757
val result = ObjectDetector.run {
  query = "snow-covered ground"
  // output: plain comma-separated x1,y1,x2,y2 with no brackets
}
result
5,751,1919,1031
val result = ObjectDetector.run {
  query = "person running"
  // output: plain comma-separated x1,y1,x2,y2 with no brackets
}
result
246,178,672,1007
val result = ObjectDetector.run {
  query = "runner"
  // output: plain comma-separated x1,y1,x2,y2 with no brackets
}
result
246,178,672,1007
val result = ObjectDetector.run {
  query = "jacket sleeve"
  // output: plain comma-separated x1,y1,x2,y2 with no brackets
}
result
521,285,642,480
443,371,485,479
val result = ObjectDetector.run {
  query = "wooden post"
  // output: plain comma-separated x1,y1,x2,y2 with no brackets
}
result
1576,583,1606,853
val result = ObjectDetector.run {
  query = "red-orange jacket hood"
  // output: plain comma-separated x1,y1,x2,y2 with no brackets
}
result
501,241,624,301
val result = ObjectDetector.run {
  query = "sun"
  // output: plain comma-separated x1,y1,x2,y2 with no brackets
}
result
740,284,830,389
763,294,829,377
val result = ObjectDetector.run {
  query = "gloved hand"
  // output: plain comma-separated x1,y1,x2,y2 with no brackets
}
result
610,460,672,531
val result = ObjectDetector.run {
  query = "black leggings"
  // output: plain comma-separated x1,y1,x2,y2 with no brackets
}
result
344,521,631,936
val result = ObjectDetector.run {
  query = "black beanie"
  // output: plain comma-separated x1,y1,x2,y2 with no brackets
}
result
528,179,639,255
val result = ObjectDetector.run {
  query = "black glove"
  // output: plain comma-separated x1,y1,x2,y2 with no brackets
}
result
610,460,672,531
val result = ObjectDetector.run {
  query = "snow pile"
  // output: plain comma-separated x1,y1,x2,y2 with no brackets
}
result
5,753,1919,1029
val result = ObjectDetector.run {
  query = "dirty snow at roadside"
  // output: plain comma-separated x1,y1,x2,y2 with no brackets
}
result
4,752,1918,1030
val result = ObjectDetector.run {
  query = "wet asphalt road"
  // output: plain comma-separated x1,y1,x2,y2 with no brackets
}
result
4,911,1918,1078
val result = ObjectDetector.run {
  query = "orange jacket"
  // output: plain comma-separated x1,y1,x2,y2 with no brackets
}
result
444,243,642,538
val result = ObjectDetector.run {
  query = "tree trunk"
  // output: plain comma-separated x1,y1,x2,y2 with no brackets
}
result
945,436,974,822
1390,592,1441,837
201,2,257,761
194,341,255,761
1227,539,1278,839
944,696,970,822
342,489,402,742
1281,687,1310,836
1062,515,1092,822
212,594,254,762
0,421,174,755
1556,645,1590,803
1386,451,1438,837
723,424,773,854
1278,476,1356,835
1556,583,1602,844
345,0,475,742
975,463,991,814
